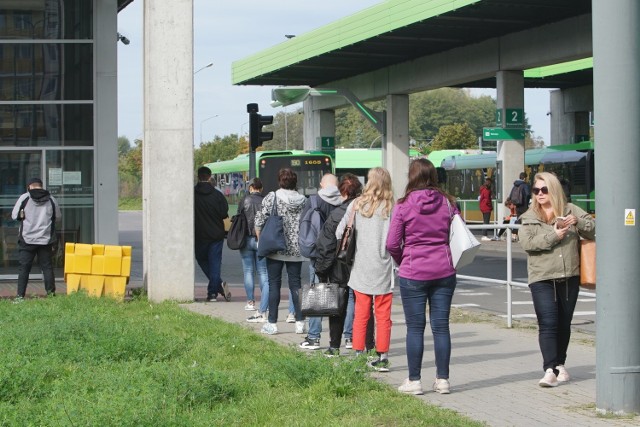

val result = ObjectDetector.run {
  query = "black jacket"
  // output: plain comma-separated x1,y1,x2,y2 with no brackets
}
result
313,198,356,286
239,192,263,237
194,182,228,242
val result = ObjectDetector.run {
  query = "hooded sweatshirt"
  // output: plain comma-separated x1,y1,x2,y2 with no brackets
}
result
386,189,458,280
194,181,229,242
254,188,307,261
12,189,61,245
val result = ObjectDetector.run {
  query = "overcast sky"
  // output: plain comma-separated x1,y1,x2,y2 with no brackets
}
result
116,1,552,146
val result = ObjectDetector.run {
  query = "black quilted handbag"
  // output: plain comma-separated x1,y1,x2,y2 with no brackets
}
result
300,282,347,317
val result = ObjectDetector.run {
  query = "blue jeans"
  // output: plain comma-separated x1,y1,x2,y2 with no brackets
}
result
239,236,269,312
266,259,302,324
195,239,224,299
306,264,322,339
399,274,456,381
529,277,579,372
343,288,355,340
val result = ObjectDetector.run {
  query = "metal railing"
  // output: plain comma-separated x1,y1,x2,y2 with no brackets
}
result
463,223,596,328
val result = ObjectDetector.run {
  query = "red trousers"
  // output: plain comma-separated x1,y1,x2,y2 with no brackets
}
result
352,290,393,353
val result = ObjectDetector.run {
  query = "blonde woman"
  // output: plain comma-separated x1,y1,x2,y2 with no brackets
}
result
519,172,595,387
337,167,394,371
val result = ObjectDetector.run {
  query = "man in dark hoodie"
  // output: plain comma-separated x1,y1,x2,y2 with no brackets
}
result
194,166,229,302
11,177,61,301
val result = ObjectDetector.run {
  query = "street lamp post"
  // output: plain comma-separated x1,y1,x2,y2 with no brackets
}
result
194,62,213,75
199,115,219,144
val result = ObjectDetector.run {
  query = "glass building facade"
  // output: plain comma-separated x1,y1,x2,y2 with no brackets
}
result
0,1,116,278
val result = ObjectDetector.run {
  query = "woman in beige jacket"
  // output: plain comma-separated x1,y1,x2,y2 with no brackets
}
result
519,172,595,388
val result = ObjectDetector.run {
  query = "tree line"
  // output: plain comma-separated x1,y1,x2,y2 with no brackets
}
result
118,88,544,198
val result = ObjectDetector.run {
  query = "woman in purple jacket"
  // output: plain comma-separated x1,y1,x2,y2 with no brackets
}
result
386,158,458,396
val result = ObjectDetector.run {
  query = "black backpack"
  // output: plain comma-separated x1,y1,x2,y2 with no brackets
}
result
298,195,326,259
226,212,248,250
509,184,525,207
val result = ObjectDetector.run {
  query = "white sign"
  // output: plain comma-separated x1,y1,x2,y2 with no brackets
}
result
49,168,63,186
63,171,82,185
625,209,635,226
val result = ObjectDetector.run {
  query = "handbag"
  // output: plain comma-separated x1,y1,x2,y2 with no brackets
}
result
257,193,287,257
579,239,596,288
336,203,357,266
446,198,481,269
300,281,347,317
226,212,248,250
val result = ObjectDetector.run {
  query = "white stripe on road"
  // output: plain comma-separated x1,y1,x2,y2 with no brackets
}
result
500,311,596,319
452,303,480,308
455,292,491,296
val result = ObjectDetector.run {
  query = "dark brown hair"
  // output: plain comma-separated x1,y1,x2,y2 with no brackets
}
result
338,173,362,200
249,177,263,191
398,158,455,204
278,168,297,190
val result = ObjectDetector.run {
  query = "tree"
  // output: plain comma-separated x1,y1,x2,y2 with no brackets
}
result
118,135,131,157
194,134,242,168
430,123,477,150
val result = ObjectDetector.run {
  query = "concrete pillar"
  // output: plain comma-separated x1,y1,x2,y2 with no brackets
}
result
303,98,335,151
382,94,409,200
143,0,195,302
593,0,640,414
94,0,118,244
496,71,525,222
549,86,593,145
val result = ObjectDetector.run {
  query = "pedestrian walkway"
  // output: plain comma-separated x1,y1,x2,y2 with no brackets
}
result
183,294,638,427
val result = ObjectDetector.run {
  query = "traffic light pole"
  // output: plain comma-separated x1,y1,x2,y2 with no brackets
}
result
247,103,274,180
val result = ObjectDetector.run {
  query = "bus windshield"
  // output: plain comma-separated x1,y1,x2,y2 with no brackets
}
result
259,154,332,195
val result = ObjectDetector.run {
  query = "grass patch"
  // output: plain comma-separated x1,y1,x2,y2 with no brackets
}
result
0,294,483,426
118,197,142,210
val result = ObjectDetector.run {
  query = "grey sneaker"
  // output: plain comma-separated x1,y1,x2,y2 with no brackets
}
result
247,312,266,323
344,338,353,349
299,337,321,350
433,378,451,394
398,378,424,395
286,312,296,323
221,282,232,302
261,323,278,335
367,357,390,372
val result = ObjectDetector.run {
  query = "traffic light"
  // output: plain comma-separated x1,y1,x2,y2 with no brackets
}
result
249,112,273,151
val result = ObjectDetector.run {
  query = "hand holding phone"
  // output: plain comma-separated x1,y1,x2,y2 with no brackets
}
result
555,216,567,228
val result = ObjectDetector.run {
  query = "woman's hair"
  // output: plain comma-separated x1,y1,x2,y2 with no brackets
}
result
398,158,456,205
278,168,297,190
355,167,394,218
249,177,263,191
530,171,567,222
338,173,362,200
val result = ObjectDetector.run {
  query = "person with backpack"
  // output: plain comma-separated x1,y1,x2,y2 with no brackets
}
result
508,172,531,240
11,177,61,302
298,173,342,350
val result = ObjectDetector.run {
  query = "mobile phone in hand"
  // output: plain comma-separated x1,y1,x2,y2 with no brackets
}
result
556,216,566,227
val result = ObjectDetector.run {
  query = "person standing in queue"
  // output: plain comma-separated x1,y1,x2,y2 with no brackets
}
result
194,166,230,302
11,178,61,302
519,172,595,387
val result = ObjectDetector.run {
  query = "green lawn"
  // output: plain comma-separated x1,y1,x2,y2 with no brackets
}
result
0,294,484,426
118,197,142,210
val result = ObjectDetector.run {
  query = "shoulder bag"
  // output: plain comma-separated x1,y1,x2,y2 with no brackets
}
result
336,203,357,266
300,281,347,317
579,238,596,288
446,197,481,269
226,212,248,250
257,192,287,257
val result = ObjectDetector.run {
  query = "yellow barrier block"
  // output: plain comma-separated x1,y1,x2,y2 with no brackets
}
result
64,243,76,274
74,243,93,274
104,276,127,301
66,273,82,294
121,246,132,277
104,245,123,276
84,275,105,297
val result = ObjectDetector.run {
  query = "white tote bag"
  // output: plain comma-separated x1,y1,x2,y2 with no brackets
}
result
446,198,481,269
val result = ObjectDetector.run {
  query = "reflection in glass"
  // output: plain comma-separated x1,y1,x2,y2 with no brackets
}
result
0,44,92,101
0,104,93,147
0,1,93,40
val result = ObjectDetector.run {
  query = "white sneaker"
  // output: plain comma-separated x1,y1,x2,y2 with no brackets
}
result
261,322,278,335
398,378,424,395
481,236,492,241
433,378,451,394
295,320,306,334
556,365,570,382
344,338,353,349
286,313,296,323
244,301,256,311
539,368,558,387
247,312,266,323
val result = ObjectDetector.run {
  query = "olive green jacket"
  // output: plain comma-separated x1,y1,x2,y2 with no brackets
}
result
519,203,595,284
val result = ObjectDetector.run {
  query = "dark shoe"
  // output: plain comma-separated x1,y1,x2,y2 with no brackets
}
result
299,337,321,350
206,295,218,302
324,348,340,358
221,282,232,302
367,357,390,372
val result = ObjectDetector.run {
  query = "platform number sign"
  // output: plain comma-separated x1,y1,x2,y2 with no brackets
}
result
505,108,524,128
495,109,502,126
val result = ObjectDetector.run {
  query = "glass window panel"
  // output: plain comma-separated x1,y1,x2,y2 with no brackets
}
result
0,44,92,101
0,0,92,39
0,104,93,147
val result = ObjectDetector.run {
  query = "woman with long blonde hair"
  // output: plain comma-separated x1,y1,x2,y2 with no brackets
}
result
337,167,394,371
519,172,595,387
